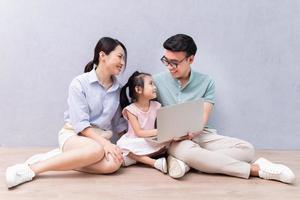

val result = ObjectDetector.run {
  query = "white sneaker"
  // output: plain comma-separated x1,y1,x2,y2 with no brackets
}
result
25,148,62,165
154,158,168,173
6,163,35,189
167,155,190,178
254,157,295,184
122,156,137,167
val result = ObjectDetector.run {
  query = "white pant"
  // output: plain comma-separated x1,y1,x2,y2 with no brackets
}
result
168,128,255,179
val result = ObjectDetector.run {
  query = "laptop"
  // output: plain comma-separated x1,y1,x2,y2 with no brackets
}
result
147,99,204,143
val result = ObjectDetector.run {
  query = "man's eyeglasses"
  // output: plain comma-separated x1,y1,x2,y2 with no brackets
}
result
160,56,186,69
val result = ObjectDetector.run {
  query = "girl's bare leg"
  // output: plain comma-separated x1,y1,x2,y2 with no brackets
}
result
128,153,155,167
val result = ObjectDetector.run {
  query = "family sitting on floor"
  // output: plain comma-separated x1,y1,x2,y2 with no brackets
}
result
6,34,295,189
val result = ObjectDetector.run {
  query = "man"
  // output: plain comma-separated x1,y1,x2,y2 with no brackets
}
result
153,34,295,184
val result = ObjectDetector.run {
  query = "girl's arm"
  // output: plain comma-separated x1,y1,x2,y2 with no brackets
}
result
126,111,157,138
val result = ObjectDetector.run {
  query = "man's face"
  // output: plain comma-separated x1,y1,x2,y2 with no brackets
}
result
162,50,194,79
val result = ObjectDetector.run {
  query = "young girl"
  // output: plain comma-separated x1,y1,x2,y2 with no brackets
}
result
6,37,128,188
117,71,169,173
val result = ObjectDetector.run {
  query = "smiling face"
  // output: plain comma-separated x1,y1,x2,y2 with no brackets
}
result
163,50,194,80
139,76,156,100
100,45,125,76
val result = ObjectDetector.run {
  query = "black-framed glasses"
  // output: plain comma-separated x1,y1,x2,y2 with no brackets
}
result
160,56,187,69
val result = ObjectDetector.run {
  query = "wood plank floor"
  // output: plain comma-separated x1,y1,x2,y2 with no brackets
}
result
0,148,299,200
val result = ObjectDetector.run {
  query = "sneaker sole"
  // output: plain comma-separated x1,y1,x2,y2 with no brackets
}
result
6,166,16,189
255,157,296,184
277,164,296,184
167,156,185,179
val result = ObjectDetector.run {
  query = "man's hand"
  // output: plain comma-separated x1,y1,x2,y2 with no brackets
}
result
187,131,203,139
172,135,190,141
172,131,203,141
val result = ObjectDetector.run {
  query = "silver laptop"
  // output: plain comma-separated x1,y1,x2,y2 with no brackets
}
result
147,99,204,143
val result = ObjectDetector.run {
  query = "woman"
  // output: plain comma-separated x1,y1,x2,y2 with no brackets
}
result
6,37,128,188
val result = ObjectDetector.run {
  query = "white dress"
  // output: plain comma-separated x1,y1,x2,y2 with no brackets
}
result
117,101,169,156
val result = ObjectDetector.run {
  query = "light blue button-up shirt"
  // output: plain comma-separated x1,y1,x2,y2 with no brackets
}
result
64,69,127,134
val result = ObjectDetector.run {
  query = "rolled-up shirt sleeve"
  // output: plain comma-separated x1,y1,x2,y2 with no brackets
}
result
203,79,215,105
68,80,91,134
111,105,128,134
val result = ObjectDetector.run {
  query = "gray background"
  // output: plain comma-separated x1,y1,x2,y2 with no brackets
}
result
0,0,299,149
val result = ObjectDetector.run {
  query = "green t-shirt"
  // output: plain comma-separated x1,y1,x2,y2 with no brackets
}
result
153,69,215,128
153,69,215,106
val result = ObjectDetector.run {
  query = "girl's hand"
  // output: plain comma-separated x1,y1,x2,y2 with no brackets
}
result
103,142,123,163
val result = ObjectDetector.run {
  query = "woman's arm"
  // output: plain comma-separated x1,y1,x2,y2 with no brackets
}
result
81,127,111,146
81,127,123,162
126,111,157,138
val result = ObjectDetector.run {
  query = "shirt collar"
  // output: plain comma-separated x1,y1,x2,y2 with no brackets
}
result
88,69,121,91
169,68,194,91
88,69,99,83
183,68,194,89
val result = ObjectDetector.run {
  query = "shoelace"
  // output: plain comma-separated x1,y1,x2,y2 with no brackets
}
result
260,165,282,179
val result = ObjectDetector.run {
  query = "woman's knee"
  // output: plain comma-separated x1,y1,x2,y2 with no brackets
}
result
97,159,121,174
83,142,105,161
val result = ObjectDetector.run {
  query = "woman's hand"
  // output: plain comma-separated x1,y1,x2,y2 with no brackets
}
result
103,142,123,163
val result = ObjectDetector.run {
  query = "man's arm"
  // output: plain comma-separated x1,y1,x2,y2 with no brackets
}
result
202,102,214,128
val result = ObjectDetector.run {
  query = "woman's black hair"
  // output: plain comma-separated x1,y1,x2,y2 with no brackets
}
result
84,37,127,72
120,71,151,109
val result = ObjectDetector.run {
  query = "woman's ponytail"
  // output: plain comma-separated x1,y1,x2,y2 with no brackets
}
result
84,60,94,73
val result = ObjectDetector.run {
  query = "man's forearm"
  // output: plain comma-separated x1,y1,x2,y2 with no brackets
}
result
202,102,214,128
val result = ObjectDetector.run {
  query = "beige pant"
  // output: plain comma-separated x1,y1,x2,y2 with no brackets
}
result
168,128,255,179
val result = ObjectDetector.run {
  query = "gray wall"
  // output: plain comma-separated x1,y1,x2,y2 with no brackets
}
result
1,0,299,149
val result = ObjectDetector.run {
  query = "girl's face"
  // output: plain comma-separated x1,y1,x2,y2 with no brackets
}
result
100,45,125,76
139,76,157,100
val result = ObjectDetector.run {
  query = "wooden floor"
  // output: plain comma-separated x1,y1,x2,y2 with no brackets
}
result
0,148,299,200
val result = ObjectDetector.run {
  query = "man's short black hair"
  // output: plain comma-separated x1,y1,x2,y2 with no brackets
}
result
163,34,197,57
